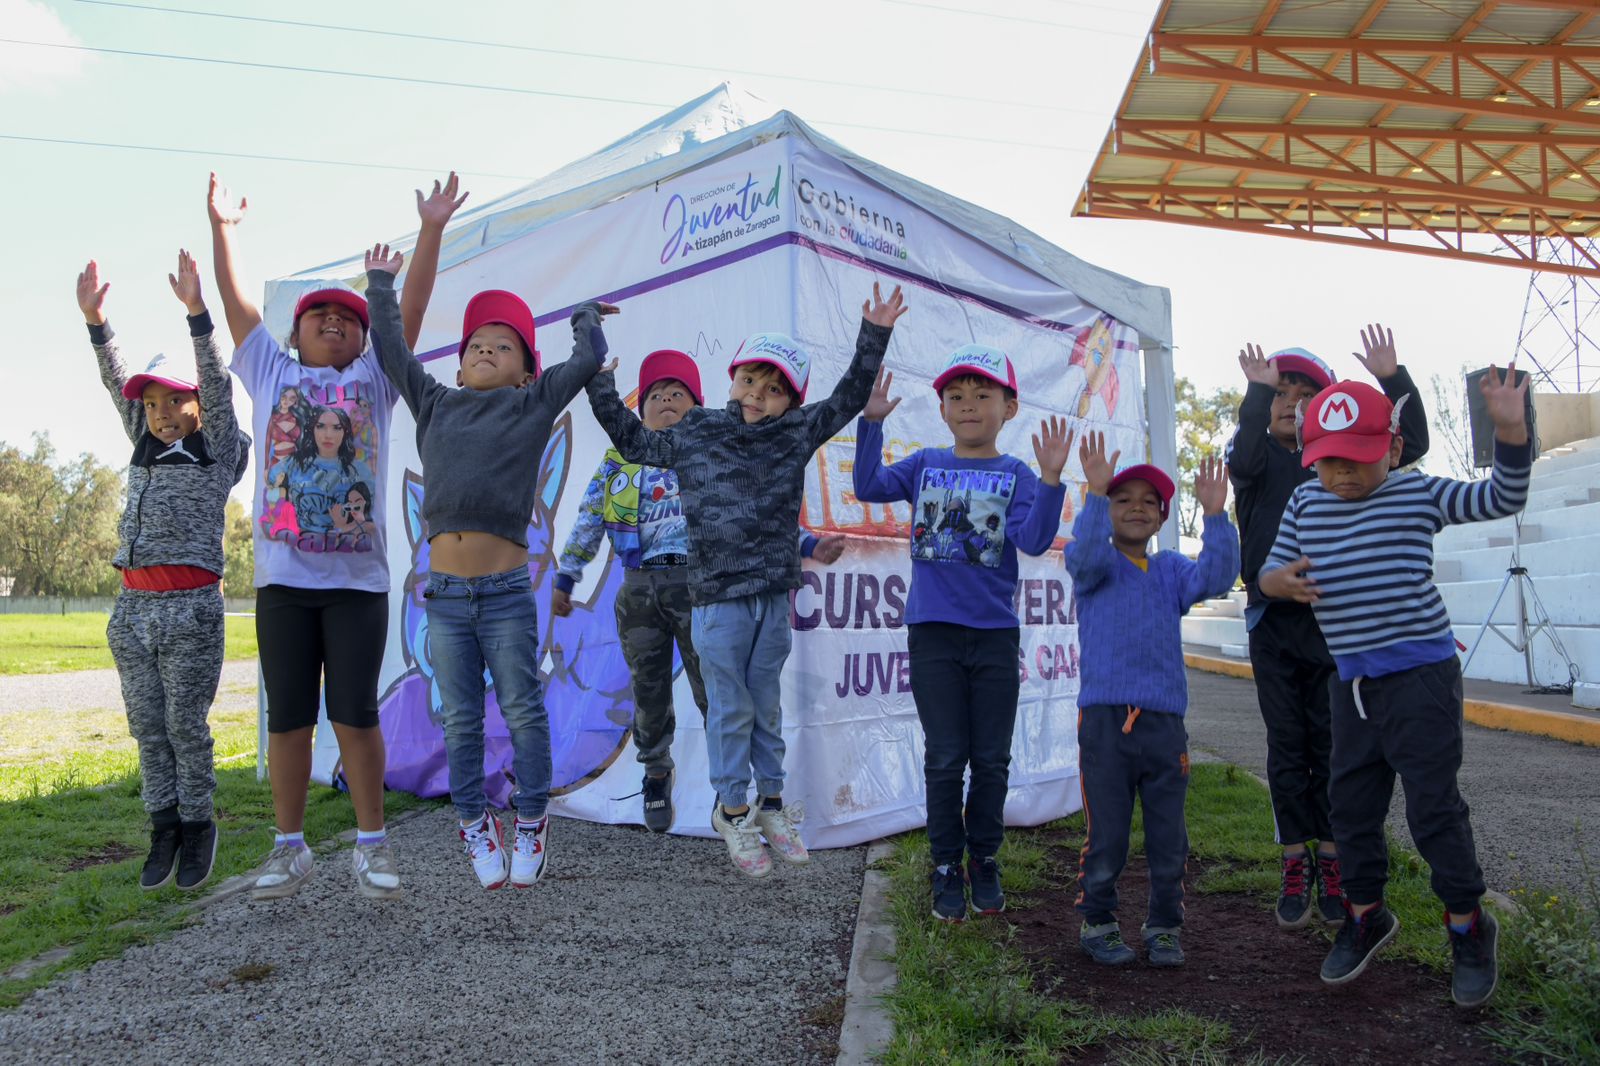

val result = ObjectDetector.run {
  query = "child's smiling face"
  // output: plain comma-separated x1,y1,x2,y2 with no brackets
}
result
142,382,201,444
293,303,365,369
729,363,795,423
938,376,1017,453
1109,478,1162,552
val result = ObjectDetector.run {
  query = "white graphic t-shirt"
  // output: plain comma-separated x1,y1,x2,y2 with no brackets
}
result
232,323,396,592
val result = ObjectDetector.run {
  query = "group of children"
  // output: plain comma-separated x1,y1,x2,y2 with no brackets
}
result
87,172,1529,1009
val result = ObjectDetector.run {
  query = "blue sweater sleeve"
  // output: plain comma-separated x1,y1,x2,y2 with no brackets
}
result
851,417,917,503
1173,511,1240,609
1062,491,1117,594
1010,465,1066,556
554,458,609,592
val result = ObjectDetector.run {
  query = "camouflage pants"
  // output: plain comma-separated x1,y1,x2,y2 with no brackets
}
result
107,584,224,822
615,566,708,774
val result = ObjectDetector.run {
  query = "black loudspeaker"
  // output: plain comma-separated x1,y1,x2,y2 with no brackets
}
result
1465,367,1538,469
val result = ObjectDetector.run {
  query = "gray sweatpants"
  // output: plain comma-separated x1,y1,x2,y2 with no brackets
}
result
615,566,708,775
106,584,225,822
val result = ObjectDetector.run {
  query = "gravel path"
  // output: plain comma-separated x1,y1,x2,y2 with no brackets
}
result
0,661,259,715
0,809,864,1064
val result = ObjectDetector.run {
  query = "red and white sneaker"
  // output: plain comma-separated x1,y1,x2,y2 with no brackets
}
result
509,815,549,888
754,800,810,865
460,812,508,890
712,803,771,878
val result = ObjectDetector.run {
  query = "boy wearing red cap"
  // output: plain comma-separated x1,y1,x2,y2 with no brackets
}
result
77,252,251,892
554,352,845,832
1229,329,1429,930
362,240,612,891
1258,368,1531,1007
586,285,908,877
1064,435,1237,967
209,174,466,900
852,347,1073,921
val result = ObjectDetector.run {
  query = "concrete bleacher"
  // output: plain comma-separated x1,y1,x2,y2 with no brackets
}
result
1181,429,1599,704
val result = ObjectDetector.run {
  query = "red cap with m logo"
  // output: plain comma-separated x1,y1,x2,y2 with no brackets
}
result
1299,381,1402,467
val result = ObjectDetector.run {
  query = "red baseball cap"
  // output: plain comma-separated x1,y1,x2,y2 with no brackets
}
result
293,287,369,330
120,353,197,400
729,332,810,402
932,344,1019,396
1106,463,1175,521
1268,347,1336,391
638,349,702,406
460,290,540,376
1300,381,1398,467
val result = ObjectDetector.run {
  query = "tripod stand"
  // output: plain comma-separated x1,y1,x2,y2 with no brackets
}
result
1461,513,1578,692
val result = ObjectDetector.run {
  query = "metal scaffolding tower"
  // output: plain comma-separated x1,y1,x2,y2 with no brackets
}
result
1514,237,1600,394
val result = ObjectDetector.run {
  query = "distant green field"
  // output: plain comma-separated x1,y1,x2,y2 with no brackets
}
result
0,613,257,675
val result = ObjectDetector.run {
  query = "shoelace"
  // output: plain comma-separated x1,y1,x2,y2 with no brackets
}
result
728,813,765,854
461,823,497,860
1150,933,1178,950
514,821,545,856
1317,855,1343,897
1282,853,1311,896
762,802,805,837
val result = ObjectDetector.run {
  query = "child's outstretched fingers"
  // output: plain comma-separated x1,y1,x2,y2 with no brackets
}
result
168,248,204,312
863,365,901,422
207,172,247,226
416,171,470,227
364,243,405,275
1354,322,1399,379
862,282,908,327
77,260,109,323
1238,343,1276,385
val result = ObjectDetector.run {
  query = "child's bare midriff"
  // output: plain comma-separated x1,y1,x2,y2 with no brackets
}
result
429,531,529,577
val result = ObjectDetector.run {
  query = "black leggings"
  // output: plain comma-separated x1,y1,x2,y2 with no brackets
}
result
257,584,387,733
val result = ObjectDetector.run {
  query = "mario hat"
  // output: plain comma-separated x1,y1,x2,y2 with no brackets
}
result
1268,347,1336,391
459,290,540,375
293,286,369,331
638,349,703,406
729,332,810,401
932,344,1018,396
120,353,197,400
1300,381,1405,467
1106,463,1176,521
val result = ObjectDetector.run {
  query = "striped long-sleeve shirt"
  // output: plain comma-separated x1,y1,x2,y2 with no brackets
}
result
1263,438,1533,680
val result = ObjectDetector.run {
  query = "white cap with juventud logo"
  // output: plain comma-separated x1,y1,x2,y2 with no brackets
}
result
932,344,1018,396
729,332,811,401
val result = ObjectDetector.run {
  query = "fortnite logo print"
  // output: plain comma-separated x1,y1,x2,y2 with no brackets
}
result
1318,392,1359,431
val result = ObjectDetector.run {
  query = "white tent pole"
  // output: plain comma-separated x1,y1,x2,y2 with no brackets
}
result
1143,343,1179,553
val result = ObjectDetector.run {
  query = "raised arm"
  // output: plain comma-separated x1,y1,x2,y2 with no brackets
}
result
170,249,241,462
400,172,470,349
78,260,144,443
1060,431,1121,593
1353,323,1430,467
534,302,614,413
1431,363,1533,525
585,364,681,468
207,173,262,348
851,371,917,504
1175,457,1240,608
803,284,906,450
1227,343,1277,489
1012,416,1073,555
364,247,441,418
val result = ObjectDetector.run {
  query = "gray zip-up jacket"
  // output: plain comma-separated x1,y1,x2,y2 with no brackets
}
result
585,319,893,605
94,312,251,576
366,269,606,547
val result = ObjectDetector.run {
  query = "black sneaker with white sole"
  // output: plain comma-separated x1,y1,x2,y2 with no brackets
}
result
140,814,182,891
641,772,674,833
1276,849,1313,929
931,863,967,923
1320,903,1399,985
176,819,218,891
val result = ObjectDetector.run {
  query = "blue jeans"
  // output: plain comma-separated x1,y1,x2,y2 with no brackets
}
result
424,567,550,821
691,591,791,809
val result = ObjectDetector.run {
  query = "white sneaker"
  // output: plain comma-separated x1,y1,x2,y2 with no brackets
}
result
352,840,403,900
461,813,509,890
754,800,810,864
712,803,771,878
250,842,315,900
509,815,549,888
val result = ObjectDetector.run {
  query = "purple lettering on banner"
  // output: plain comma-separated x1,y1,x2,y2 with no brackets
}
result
790,572,823,632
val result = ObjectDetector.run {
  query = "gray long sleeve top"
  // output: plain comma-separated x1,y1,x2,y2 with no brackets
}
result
94,312,251,576
585,319,893,605
366,269,606,547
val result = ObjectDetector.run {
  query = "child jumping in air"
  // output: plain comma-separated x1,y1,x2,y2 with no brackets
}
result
1228,328,1429,930
363,240,610,890
1064,436,1238,967
209,172,468,900
553,350,847,832
852,350,1073,921
586,284,908,877
1258,368,1530,1008
79,251,251,892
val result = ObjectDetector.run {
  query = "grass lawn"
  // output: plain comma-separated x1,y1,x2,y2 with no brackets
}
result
0,612,258,675
881,763,1600,1064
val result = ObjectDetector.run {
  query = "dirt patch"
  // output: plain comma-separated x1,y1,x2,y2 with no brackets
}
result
63,842,140,872
1010,836,1502,1066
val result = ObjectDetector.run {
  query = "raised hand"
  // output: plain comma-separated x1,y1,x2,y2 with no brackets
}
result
863,365,901,422
415,171,469,229
1260,556,1320,603
168,248,205,314
207,172,248,227
1353,323,1399,380
76,260,109,325
1032,414,1075,485
1479,361,1530,444
862,282,909,328
812,534,848,565
1079,430,1121,496
1194,455,1228,515
1237,342,1277,386
364,243,405,276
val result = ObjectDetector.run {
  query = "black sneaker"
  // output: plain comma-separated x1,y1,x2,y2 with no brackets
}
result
1316,852,1346,926
1320,903,1399,985
967,855,1005,915
176,819,218,891
1143,928,1185,967
1276,849,1314,929
930,863,967,923
140,815,181,891
1081,922,1136,965
1448,908,1499,1009
641,772,673,833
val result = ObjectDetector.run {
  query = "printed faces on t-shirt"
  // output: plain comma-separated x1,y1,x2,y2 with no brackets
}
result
910,465,1016,569
259,378,382,555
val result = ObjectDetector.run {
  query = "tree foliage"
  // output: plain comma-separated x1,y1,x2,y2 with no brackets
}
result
223,498,255,599
1427,371,1477,479
1174,376,1243,538
0,434,123,597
